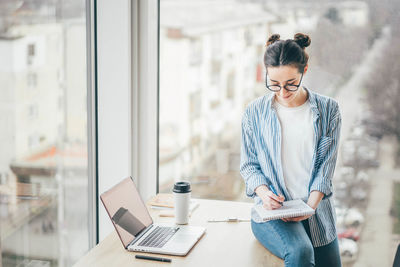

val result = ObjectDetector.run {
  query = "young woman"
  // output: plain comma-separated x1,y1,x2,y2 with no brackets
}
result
240,33,342,267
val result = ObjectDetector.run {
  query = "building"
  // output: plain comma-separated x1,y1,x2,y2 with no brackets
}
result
159,0,278,197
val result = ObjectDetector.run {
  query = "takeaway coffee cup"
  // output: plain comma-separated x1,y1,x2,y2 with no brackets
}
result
173,181,191,224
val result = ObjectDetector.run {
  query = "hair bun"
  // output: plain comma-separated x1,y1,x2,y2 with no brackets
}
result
266,34,280,46
294,33,311,49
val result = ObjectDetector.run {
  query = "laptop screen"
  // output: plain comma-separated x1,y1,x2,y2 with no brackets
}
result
100,177,153,248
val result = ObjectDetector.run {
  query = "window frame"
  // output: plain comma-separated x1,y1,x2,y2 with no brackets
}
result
132,0,160,202
86,0,98,248
95,0,159,242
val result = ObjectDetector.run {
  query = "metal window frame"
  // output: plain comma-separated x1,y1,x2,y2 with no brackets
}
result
86,0,98,247
132,0,159,202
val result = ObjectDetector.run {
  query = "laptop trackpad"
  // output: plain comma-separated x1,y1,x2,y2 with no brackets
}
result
173,233,196,242
165,232,198,249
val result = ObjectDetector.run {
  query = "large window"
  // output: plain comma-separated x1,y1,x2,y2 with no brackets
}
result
159,0,270,201
0,1,91,266
159,0,400,265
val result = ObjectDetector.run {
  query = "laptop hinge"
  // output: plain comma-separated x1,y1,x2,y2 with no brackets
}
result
127,224,154,248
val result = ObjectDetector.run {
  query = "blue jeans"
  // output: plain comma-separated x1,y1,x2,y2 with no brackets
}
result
251,219,341,267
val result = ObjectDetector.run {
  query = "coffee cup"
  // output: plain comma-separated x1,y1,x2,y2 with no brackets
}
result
173,181,191,224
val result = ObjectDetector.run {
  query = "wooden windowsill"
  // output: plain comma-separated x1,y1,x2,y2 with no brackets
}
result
73,198,283,267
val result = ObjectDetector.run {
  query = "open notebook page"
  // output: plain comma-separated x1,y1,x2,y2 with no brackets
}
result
254,199,315,221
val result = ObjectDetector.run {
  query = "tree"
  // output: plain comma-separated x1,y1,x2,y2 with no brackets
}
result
364,36,400,150
310,18,371,84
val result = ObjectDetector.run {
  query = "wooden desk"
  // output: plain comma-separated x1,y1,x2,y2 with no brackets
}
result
73,199,283,267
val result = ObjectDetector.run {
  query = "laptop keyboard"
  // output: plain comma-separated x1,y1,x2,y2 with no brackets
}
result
138,226,179,248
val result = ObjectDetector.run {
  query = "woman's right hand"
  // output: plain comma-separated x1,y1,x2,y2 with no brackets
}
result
255,185,285,210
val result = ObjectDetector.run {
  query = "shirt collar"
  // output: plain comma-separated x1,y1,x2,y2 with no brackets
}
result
304,86,320,118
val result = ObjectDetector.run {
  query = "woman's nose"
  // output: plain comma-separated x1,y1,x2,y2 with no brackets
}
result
279,88,290,97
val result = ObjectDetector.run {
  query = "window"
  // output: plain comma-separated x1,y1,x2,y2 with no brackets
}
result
28,104,38,120
27,44,36,65
160,0,269,200
0,1,91,266
27,44,36,57
189,38,202,66
27,73,37,88
210,60,221,85
244,27,253,47
226,70,235,99
189,91,201,119
159,0,400,263
211,33,222,59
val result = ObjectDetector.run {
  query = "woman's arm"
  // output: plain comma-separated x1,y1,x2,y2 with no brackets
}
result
307,190,324,210
240,111,270,198
309,101,342,199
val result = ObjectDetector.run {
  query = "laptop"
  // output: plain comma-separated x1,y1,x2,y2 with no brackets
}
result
100,177,206,256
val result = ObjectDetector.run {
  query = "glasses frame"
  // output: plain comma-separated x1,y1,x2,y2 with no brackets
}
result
265,73,304,92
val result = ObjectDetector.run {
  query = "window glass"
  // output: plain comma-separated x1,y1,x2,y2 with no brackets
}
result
160,0,400,264
0,1,90,266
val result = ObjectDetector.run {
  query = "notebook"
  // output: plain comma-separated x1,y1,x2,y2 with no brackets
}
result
254,199,315,221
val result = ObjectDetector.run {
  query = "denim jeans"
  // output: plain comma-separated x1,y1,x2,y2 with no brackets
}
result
251,219,341,267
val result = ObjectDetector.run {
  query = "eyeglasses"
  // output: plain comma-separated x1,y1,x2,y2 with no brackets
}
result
265,73,303,92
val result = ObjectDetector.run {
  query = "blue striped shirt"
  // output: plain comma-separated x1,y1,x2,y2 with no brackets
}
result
240,87,341,247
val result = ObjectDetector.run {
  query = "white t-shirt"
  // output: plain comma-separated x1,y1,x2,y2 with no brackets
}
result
274,99,315,200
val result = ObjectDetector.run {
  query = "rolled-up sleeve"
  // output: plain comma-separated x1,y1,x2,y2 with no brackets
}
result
240,110,269,198
310,102,342,199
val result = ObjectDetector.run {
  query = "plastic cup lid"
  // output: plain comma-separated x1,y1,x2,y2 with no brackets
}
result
173,181,191,193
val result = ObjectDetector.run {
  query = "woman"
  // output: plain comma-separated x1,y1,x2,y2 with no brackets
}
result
240,33,342,267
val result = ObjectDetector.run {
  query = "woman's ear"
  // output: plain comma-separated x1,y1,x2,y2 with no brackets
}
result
303,64,309,74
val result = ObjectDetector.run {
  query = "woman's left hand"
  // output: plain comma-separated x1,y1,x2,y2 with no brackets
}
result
282,214,312,222
281,190,325,222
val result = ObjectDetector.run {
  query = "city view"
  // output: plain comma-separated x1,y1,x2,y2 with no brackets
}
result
159,0,400,265
0,1,89,266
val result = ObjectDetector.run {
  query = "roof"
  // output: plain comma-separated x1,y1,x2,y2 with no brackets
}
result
10,144,87,177
161,0,278,36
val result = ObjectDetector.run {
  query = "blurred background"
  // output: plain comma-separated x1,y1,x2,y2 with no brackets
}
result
0,0,399,266
0,0,89,266
158,0,400,266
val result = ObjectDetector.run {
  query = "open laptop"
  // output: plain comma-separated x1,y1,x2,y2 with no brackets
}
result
100,176,206,256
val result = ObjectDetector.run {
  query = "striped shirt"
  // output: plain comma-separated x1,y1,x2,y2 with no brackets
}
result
240,87,341,247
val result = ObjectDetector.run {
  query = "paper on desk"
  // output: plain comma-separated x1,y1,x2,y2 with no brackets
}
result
156,202,199,217
159,212,193,218
151,200,199,211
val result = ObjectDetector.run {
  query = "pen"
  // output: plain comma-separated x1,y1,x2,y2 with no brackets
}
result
268,184,283,204
208,217,251,222
135,255,172,262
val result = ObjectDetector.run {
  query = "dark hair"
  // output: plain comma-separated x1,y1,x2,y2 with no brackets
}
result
264,33,311,73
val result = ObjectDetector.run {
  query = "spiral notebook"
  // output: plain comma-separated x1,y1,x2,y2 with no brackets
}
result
254,199,315,221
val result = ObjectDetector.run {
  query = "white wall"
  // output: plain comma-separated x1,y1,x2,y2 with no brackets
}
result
97,0,132,241
96,0,159,242
136,0,159,202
